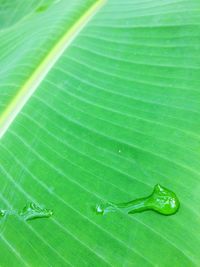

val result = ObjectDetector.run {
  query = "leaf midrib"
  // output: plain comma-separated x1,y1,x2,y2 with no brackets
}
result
0,0,105,139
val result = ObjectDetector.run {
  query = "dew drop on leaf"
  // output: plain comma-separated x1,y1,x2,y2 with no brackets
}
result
0,210,6,218
96,184,180,216
19,202,53,221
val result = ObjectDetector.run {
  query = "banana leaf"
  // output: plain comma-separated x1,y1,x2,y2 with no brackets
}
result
0,0,200,266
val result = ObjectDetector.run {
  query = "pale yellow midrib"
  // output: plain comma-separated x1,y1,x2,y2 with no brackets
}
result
0,0,106,139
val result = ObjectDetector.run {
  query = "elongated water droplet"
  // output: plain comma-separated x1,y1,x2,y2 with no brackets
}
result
20,202,53,221
96,184,180,216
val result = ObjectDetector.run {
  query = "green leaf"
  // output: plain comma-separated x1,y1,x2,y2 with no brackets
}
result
0,0,200,266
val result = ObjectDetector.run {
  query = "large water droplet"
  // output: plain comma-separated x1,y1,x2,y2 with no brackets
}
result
96,184,180,216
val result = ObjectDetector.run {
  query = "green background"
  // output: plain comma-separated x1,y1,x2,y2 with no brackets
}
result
0,0,200,266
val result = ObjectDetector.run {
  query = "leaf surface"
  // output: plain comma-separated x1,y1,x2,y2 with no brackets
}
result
0,0,200,266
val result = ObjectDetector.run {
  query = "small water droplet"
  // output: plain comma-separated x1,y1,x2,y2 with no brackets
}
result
96,202,117,215
96,204,103,214
19,202,53,221
0,210,6,218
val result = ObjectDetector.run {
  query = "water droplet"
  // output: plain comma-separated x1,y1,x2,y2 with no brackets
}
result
96,204,103,214
19,202,53,221
0,210,6,218
96,203,116,215
96,184,180,216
